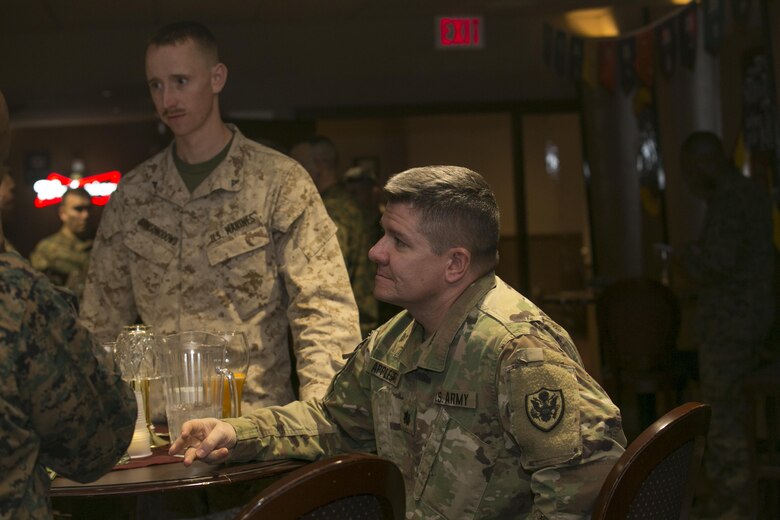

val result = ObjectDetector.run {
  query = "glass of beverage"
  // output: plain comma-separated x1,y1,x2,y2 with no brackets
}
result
216,331,250,418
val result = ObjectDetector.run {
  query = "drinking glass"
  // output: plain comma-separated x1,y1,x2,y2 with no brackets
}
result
114,325,168,448
215,331,250,418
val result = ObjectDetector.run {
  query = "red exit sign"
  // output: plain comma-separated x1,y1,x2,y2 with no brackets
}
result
436,16,484,49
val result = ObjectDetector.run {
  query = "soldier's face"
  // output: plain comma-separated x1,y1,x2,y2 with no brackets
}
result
368,202,450,314
145,39,226,139
60,194,91,235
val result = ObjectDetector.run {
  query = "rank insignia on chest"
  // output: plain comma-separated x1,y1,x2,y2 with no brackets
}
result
433,390,477,409
369,359,400,386
401,405,416,435
525,388,564,432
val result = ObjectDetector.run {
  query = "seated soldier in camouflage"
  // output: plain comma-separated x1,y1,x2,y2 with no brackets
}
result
170,166,626,519
0,99,136,518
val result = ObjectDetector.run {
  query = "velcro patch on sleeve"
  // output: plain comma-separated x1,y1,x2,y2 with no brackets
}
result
509,361,582,469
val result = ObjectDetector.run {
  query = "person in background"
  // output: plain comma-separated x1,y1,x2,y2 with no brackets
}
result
0,89,137,520
30,187,93,299
290,136,378,336
678,131,775,520
80,22,361,413
170,165,626,519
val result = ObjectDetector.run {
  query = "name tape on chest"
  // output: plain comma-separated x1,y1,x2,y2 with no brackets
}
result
369,360,400,386
434,390,477,409
138,218,179,246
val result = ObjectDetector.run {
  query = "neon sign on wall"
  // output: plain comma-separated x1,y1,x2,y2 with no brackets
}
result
33,171,121,208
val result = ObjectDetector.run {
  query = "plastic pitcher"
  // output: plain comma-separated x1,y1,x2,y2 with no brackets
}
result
159,331,227,443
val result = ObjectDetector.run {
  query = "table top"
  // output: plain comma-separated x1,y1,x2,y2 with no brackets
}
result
50,453,307,497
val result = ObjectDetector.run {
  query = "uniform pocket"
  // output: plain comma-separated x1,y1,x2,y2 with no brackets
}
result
206,229,274,320
414,408,497,519
123,230,175,300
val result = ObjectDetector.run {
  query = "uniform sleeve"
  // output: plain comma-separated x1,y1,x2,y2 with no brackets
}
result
499,335,626,519
24,279,137,482
224,339,376,462
271,164,362,401
80,193,138,343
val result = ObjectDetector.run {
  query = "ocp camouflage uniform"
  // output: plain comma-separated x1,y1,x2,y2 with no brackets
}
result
29,228,92,297
320,182,378,337
0,251,136,520
81,125,361,413
225,274,626,519
682,172,775,514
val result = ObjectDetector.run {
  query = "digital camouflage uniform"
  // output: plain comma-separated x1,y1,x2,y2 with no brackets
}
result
29,228,92,297
0,251,136,520
81,125,361,413
682,172,775,514
320,182,378,337
224,274,626,519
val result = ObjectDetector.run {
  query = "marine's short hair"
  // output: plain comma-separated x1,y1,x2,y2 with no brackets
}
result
383,165,500,268
61,187,91,206
148,21,219,63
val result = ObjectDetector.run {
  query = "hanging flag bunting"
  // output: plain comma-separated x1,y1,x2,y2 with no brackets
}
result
599,40,617,92
543,23,554,66
569,36,584,84
582,39,599,88
554,29,567,76
732,0,752,25
619,37,636,94
679,4,698,70
634,29,655,87
703,0,724,54
656,18,677,79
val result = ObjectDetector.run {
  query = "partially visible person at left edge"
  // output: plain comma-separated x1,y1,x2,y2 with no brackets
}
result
0,91,137,520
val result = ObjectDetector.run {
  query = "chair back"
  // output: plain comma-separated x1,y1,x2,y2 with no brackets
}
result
591,402,711,520
234,452,405,520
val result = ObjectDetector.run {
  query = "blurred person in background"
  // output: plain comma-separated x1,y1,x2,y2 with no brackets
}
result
291,135,378,336
678,131,775,520
30,187,93,299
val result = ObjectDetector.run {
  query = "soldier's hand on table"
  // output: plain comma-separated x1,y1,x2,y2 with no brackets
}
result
168,418,237,467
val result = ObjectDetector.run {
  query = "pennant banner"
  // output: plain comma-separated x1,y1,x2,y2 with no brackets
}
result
679,4,698,70
703,0,724,54
656,18,677,79
619,37,636,94
634,29,654,88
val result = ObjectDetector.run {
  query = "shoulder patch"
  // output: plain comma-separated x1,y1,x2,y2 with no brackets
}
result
525,388,564,432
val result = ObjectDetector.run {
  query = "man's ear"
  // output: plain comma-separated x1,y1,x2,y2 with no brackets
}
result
211,63,228,94
444,247,471,283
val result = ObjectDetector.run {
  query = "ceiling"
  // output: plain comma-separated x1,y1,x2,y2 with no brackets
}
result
0,0,684,125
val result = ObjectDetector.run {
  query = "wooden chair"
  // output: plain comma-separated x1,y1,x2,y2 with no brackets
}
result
233,453,405,520
592,401,711,520
596,276,687,432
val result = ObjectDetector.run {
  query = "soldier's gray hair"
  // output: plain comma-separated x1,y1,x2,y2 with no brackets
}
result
384,165,499,268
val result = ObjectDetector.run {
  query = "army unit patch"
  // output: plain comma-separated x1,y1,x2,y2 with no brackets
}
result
525,388,564,432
